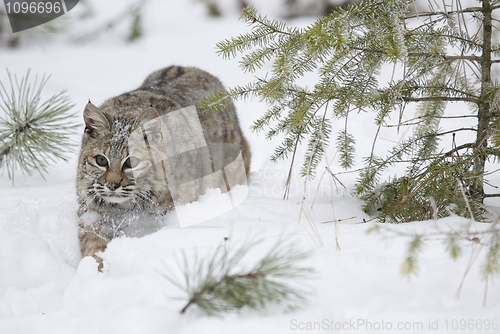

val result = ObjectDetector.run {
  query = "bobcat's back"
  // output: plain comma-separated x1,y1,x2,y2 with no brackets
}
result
136,66,251,169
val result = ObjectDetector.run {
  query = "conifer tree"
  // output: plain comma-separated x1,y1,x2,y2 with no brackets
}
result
204,0,500,224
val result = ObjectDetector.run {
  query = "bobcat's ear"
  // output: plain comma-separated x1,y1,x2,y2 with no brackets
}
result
132,107,161,135
83,102,110,133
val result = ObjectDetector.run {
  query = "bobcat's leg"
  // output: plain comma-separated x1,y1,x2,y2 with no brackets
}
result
78,219,110,271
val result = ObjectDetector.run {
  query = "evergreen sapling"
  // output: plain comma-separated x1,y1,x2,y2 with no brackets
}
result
0,69,77,181
159,237,313,315
204,0,500,295
203,0,500,223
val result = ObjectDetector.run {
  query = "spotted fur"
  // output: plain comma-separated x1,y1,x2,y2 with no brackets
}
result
77,66,251,269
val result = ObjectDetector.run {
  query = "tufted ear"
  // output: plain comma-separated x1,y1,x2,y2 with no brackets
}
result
83,102,110,133
132,107,161,135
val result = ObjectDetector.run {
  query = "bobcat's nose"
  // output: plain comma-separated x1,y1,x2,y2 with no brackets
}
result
106,182,120,191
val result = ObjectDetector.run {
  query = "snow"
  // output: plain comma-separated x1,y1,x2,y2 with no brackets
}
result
0,1,499,333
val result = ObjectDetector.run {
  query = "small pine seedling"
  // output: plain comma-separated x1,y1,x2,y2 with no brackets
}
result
160,237,313,315
0,69,78,182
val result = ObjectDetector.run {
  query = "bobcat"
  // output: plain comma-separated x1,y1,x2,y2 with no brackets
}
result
76,66,251,269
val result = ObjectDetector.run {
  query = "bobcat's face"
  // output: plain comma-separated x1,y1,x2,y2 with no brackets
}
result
82,146,142,205
77,103,165,210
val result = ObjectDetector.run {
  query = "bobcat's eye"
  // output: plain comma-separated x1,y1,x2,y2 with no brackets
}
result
95,155,108,167
123,156,140,170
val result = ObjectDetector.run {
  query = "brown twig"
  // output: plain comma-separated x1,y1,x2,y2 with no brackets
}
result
0,144,10,162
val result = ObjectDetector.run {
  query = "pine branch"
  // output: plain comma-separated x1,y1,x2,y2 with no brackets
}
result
403,96,478,103
443,143,476,157
0,69,77,182
351,48,481,62
240,6,293,37
215,6,298,60
403,5,500,20
160,237,313,315
408,86,479,98
484,193,500,198
336,129,355,169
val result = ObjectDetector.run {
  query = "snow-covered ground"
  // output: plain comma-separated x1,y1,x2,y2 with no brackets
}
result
0,1,499,333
